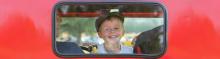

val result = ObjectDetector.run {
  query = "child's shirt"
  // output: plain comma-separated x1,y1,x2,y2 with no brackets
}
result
97,44,133,54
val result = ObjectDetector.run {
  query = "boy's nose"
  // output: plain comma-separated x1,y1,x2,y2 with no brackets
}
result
105,29,118,35
106,29,114,33
110,29,117,33
110,29,115,33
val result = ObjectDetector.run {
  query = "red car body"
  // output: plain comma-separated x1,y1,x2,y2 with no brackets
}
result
0,0,220,59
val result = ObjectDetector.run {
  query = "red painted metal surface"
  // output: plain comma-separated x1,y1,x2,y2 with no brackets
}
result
0,0,220,59
162,0,220,59
58,12,161,17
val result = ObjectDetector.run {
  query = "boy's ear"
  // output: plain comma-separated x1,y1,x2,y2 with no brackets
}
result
97,32,103,38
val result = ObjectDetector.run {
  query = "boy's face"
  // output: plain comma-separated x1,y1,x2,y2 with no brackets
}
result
98,17,124,43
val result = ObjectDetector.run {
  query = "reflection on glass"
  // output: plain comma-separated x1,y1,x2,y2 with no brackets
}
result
55,4,165,55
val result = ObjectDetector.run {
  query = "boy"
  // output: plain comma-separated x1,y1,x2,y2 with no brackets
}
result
95,12,133,54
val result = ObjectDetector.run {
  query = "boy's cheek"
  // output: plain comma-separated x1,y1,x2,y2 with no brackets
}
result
116,31,124,36
98,32,105,38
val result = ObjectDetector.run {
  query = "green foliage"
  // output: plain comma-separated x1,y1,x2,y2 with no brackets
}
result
59,17,96,37
124,18,163,33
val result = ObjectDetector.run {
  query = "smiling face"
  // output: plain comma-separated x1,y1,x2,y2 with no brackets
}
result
98,17,124,44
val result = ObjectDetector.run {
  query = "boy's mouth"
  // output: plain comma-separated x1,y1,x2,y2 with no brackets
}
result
108,35,119,39
105,35,121,44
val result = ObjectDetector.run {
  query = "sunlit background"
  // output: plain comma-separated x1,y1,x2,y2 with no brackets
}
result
56,17,163,47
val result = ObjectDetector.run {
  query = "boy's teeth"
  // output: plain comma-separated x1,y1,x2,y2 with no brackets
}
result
109,36,117,38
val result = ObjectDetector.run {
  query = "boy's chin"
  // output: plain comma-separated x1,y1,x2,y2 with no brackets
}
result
106,38,120,43
109,37,120,40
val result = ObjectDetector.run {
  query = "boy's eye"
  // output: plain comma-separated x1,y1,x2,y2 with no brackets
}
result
102,27,121,33
103,28,111,32
114,28,119,30
106,29,111,31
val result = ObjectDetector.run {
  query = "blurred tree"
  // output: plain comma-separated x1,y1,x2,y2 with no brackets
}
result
59,17,96,44
124,19,161,33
